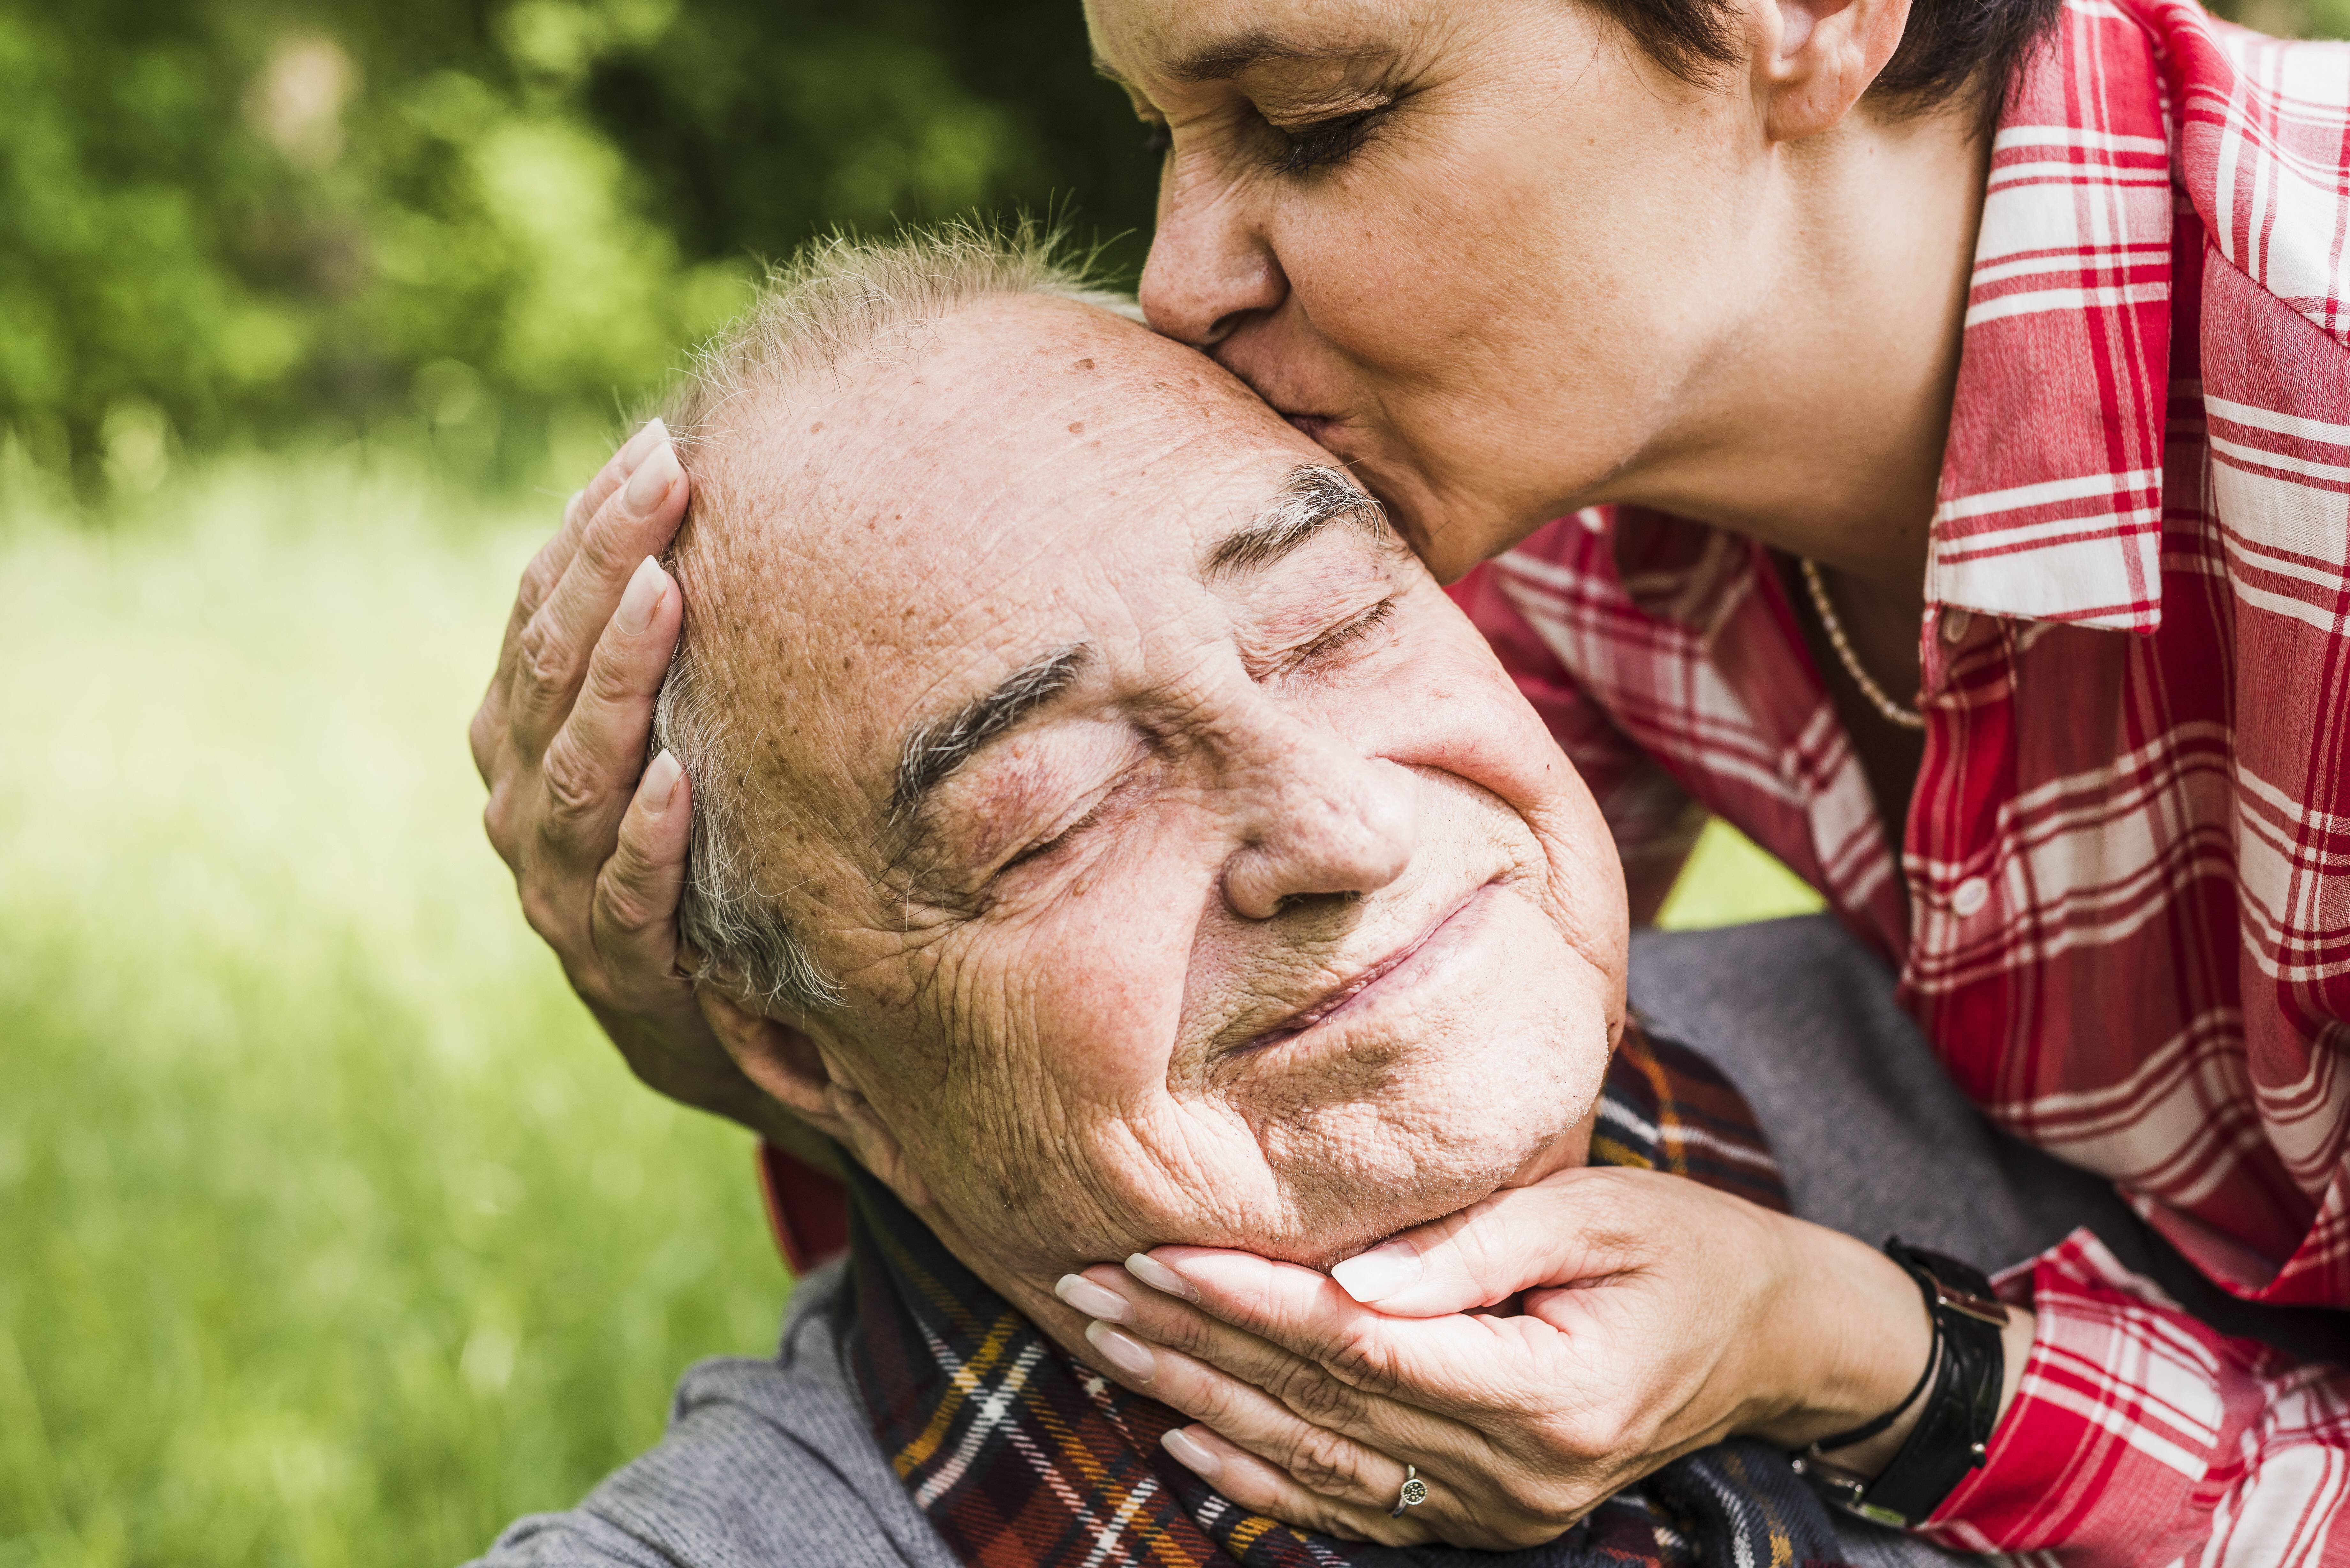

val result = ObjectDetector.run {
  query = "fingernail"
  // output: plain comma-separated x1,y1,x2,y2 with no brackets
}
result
1085,1320,1156,1383
615,555,664,634
618,418,666,471
1332,1241,1421,1304
1162,1428,1222,1480
625,440,680,515
1126,1252,1199,1302
641,749,682,810
1055,1273,1130,1323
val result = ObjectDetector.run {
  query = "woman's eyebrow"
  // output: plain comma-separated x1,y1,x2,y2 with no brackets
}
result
1102,34,1387,86
890,645,1092,827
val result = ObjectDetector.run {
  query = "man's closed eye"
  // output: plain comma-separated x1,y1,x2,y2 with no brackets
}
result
1268,598,1397,679
1001,797,1112,877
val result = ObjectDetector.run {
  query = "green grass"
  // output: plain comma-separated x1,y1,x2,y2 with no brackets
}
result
0,450,1817,1567
1656,818,1825,931
0,453,787,1567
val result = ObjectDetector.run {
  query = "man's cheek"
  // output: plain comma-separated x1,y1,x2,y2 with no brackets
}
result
907,923,1181,1211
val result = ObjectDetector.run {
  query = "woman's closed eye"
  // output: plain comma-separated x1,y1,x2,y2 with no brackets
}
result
1269,104,1388,175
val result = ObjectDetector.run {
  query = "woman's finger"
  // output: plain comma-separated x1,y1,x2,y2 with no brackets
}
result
489,421,669,719
534,554,683,870
506,425,688,763
1158,1425,1432,1549
476,494,596,787
1327,1169,1649,1316
1085,1262,1494,1465
1063,1286,1407,1513
591,748,693,988
1125,1246,1540,1422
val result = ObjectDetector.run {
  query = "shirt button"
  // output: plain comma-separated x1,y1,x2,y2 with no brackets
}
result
1940,608,1974,645
1952,876,1991,916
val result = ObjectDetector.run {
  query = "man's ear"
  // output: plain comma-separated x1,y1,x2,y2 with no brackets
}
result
1751,0,1913,142
697,988,933,1210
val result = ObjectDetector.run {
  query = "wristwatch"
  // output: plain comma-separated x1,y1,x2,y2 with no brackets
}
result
1790,1239,2010,1528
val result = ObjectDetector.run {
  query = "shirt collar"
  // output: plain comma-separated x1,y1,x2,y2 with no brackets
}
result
1924,0,2177,634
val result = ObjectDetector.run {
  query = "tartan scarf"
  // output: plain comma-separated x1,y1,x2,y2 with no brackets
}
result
844,1019,1853,1568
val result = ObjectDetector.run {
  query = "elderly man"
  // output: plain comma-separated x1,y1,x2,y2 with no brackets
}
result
468,232,2341,1568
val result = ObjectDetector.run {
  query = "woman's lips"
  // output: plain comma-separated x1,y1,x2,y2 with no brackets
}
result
1237,882,1499,1054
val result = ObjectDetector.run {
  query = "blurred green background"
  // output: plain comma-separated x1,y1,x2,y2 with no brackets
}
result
0,0,2318,1562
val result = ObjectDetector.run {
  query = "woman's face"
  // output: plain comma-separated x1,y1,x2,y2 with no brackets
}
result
1085,0,1776,580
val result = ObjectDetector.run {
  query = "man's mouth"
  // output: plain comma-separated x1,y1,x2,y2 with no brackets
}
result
1237,881,1500,1054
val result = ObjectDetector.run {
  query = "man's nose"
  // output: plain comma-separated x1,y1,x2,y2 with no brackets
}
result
1140,158,1288,350
1222,726,1420,921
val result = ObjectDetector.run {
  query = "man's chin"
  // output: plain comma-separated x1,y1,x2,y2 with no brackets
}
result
1262,1133,1591,1272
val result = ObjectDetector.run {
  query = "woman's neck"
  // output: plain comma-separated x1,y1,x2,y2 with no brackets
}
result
1588,95,1994,614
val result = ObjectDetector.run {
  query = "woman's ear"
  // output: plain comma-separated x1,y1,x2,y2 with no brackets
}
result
697,988,933,1210
1752,0,1913,142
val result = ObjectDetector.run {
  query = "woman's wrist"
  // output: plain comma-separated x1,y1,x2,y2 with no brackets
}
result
1745,1219,1935,1456
1747,1219,2037,1481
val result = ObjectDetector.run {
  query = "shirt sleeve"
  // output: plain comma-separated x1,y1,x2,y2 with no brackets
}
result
1919,1229,2350,1566
1448,565,1705,923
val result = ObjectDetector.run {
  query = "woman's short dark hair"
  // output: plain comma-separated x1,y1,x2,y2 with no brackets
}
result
1596,0,2064,115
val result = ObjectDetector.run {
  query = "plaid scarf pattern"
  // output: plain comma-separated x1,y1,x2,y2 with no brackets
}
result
845,1020,1852,1568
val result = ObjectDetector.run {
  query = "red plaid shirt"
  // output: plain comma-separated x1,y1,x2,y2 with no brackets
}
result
1464,0,2350,1557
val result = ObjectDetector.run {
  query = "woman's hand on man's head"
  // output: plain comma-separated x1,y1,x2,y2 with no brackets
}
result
1056,1166,1985,1548
468,424,800,1144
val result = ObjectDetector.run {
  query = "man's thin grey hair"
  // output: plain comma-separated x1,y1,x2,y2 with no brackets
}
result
647,218,1139,1017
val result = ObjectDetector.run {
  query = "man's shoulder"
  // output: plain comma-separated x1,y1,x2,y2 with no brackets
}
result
464,1265,959,1568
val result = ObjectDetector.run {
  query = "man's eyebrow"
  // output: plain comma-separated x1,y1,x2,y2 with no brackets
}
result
891,645,1092,825
1208,465,1392,579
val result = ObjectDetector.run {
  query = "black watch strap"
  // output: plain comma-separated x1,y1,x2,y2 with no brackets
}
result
1794,1239,2010,1529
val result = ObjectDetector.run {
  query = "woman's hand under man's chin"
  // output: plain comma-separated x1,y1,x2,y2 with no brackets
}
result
1054,1165,2019,1550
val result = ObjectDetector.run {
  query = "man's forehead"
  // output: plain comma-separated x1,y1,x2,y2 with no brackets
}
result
779,306,1323,608
718,297,1360,810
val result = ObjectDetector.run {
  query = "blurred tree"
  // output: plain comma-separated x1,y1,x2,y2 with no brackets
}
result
0,0,1155,488
5,0,2343,489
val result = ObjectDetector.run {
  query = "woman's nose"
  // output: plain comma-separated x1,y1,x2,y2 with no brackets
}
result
1222,736,1420,921
1140,158,1288,350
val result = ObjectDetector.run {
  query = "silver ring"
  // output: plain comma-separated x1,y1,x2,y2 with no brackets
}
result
1389,1465,1428,1518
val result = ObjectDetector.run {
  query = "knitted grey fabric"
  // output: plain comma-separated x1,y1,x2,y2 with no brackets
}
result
469,1261,959,1568
490,913,2350,1568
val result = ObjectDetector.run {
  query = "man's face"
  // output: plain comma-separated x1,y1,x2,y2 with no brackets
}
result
691,296,1626,1287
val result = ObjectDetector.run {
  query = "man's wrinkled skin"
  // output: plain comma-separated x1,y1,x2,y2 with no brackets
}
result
469,0,2047,1544
665,295,1625,1301
469,296,1995,1549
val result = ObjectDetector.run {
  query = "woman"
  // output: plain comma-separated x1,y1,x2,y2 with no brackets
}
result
470,0,2350,1557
